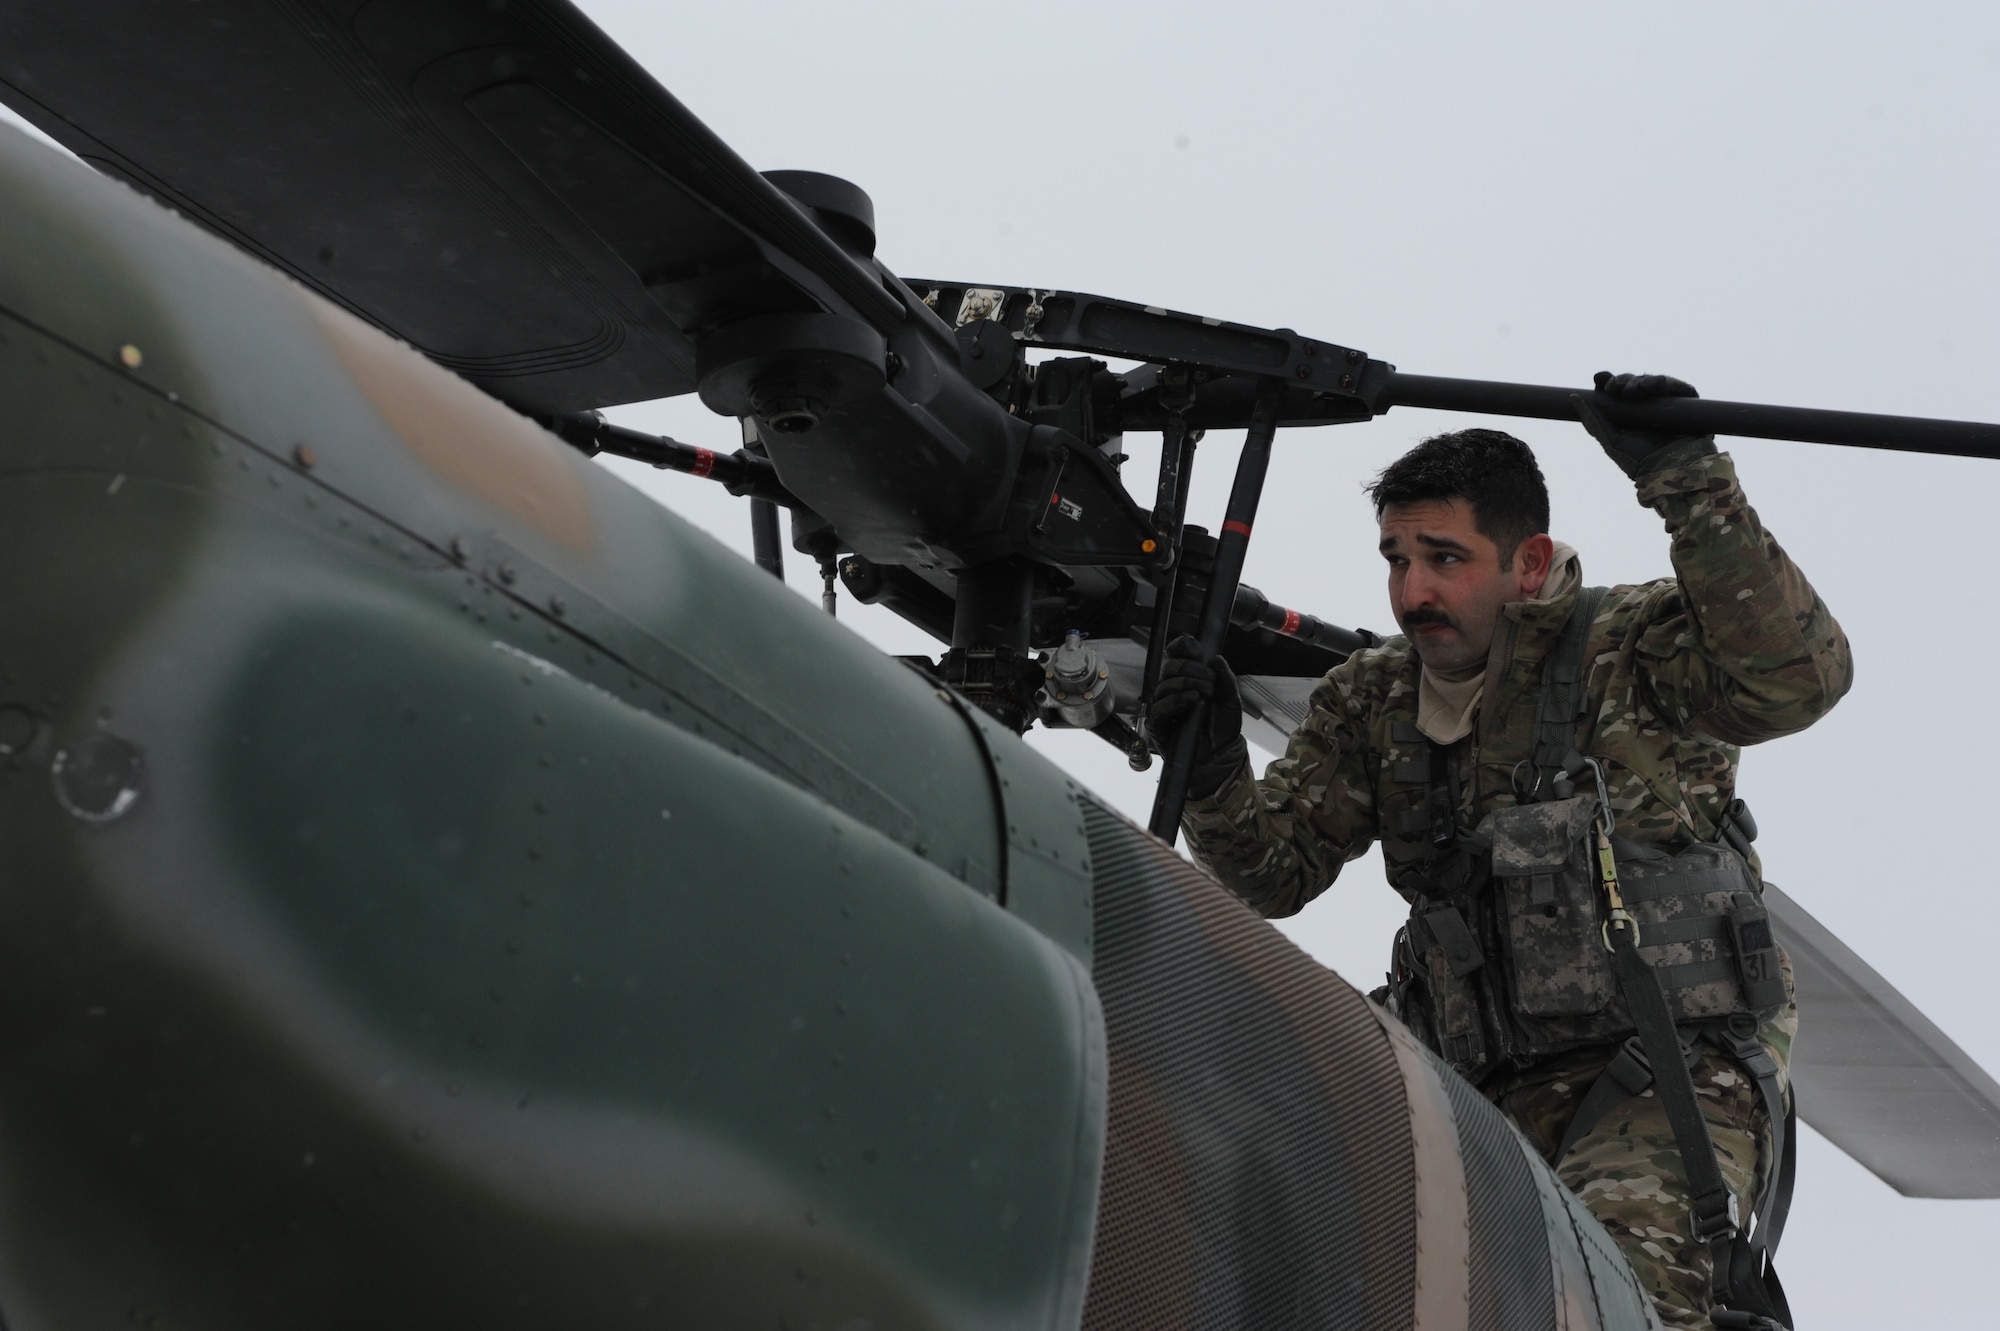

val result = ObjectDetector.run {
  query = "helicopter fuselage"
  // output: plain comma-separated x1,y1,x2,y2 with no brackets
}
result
0,122,1657,1330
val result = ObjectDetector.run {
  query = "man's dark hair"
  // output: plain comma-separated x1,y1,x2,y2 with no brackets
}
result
1364,428,1550,568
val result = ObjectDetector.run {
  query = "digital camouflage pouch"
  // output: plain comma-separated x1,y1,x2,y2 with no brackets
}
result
1479,795,1619,1020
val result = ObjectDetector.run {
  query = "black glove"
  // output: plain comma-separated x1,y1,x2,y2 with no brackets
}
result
1150,636,1248,798
1571,371,1719,480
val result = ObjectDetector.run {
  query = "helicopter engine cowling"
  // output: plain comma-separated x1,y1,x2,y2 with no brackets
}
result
0,118,1661,1331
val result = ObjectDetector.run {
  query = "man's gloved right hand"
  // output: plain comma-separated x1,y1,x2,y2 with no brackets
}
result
1572,371,1720,480
1150,636,1249,799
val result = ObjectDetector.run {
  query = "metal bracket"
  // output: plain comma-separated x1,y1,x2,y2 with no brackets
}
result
954,287,1008,326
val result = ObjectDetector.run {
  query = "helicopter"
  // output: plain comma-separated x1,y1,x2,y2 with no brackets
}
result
0,2,1992,1327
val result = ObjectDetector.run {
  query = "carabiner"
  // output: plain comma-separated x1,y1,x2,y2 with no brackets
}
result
1578,755,1617,835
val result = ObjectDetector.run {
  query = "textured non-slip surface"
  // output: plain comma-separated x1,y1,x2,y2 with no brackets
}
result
1438,1062,1558,1330
1078,797,1416,1330
1077,795,1663,1330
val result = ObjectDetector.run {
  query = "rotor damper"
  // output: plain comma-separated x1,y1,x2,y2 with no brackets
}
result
696,312,886,436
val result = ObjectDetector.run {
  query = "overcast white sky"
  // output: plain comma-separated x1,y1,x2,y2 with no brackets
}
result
572,4,2000,1324
14,3,1996,1322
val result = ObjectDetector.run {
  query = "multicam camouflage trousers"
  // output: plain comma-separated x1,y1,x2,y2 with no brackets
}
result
1491,1022,1794,1331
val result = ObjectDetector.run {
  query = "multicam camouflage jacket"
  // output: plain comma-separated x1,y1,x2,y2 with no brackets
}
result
1183,449,1853,935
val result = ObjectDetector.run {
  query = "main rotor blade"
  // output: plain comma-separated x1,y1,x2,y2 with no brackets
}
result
1385,373,2000,460
0,0,899,414
1767,885,2000,1198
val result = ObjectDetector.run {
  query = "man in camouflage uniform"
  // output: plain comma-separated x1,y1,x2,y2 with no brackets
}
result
1155,373,1851,1329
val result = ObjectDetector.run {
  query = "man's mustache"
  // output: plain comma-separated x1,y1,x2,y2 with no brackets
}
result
1401,608,1455,631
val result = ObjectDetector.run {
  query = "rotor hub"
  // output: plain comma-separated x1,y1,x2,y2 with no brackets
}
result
696,312,887,434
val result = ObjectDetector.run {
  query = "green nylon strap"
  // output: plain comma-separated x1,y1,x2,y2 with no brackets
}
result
1607,921,1741,1304
1711,1027,1795,1257
1527,586,1608,802
1425,734,1459,854
1553,1033,1699,1165
1713,1022,1797,1327
1554,1022,1794,1269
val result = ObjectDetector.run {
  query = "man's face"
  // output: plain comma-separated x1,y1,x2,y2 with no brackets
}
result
1378,498,1552,674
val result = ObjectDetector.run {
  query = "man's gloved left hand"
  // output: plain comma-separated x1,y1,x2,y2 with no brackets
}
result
1150,636,1249,799
1572,371,1719,480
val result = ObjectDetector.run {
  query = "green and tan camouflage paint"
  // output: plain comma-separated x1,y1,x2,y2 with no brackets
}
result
0,122,1102,1331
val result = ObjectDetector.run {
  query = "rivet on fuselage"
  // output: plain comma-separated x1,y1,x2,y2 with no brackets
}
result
0,706,38,756
51,731,145,822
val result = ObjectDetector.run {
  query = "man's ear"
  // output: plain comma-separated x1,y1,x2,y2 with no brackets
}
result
1515,533,1557,596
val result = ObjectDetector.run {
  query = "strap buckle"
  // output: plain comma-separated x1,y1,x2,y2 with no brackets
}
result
1614,1031,1699,1080
1691,1190,1742,1245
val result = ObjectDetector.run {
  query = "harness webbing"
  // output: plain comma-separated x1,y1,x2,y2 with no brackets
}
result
1405,584,1795,1324
1425,736,1458,856
1518,587,1795,1327
1555,1033,1791,1255
1553,1034,1697,1162
1606,921,1745,1299
1712,1027,1797,1258
1526,586,1607,799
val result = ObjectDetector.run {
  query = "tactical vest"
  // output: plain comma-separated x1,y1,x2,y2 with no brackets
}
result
1384,587,1788,1084
1378,591,1798,1327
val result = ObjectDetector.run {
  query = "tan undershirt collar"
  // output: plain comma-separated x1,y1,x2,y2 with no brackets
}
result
1415,542,1580,745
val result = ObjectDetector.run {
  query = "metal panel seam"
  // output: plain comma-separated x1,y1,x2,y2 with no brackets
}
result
1370,1001,1471,1331
1046,943,1110,1331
